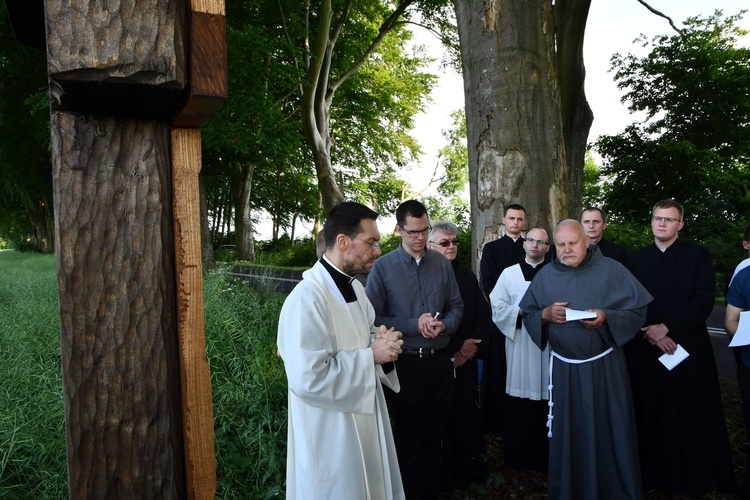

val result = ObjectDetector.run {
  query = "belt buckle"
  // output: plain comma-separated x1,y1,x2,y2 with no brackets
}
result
418,347,433,358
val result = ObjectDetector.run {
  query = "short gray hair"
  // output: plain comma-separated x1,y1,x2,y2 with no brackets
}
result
429,221,458,241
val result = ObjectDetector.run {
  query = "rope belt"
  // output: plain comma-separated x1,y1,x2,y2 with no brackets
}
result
546,347,614,438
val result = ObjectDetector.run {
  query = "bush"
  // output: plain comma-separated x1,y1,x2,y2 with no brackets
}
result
254,236,317,268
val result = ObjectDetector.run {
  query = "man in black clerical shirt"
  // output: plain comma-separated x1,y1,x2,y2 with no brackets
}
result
580,206,628,265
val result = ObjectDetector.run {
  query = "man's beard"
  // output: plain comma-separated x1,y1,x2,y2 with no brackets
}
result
343,259,370,276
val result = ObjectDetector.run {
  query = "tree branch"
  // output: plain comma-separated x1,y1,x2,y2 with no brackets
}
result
330,0,416,93
636,0,684,35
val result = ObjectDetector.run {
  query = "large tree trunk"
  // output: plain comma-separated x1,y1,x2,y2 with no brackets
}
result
455,0,570,273
555,0,593,217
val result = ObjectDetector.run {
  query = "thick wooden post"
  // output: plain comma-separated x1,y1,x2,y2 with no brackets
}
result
44,0,226,497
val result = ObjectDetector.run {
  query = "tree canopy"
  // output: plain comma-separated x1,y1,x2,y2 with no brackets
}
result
595,9,750,270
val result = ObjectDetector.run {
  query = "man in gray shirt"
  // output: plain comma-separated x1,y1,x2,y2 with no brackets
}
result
366,199,463,499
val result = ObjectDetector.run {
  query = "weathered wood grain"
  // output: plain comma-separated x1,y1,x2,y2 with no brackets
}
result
171,127,217,499
45,0,187,118
51,113,186,498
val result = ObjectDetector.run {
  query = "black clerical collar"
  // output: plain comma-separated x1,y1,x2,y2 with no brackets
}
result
320,255,358,303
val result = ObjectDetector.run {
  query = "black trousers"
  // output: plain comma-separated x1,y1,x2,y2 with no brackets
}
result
386,353,454,500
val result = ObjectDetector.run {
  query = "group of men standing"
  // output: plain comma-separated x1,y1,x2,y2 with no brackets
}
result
276,197,737,500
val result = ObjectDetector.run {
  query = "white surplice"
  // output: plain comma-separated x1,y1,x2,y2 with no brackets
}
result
277,261,404,500
489,264,549,400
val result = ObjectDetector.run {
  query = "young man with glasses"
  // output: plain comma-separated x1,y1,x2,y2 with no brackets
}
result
366,200,464,500
427,221,490,491
488,227,551,472
626,199,735,495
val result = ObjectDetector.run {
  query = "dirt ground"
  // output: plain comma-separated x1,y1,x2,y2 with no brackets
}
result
446,375,747,500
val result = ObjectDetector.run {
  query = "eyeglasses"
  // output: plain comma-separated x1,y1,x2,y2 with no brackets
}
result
399,224,431,237
429,239,459,248
352,237,381,249
652,216,681,224
526,238,549,246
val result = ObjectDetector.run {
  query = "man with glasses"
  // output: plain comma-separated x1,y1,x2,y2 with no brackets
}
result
580,206,628,265
626,199,735,495
426,221,490,491
488,227,551,472
277,201,405,499
366,200,464,500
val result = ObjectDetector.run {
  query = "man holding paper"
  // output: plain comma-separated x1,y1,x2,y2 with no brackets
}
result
626,199,735,495
519,219,651,499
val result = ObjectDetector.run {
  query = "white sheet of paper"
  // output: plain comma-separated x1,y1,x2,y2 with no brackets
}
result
565,308,597,321
658,344,689,371
729,310,750,347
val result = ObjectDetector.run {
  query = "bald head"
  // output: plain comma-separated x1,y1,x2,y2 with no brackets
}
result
554,219,589,268
523,227,550,263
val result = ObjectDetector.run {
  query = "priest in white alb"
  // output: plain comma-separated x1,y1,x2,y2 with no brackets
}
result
277,201,405,500
489,226,551,471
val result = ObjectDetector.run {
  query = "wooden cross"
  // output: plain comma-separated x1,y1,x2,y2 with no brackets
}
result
6,0,227,497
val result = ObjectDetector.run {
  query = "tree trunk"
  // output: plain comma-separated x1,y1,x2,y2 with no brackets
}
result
455,0,570,273
555,0,593,217
31,197,54,253
199,172,215,270
233,161,255,261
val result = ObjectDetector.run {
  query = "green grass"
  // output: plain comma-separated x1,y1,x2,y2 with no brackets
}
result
0,250,66,499
0,251,288,498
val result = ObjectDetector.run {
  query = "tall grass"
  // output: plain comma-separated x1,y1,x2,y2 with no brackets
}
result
0,251,66,499
204,271,288,498
0,251,289,498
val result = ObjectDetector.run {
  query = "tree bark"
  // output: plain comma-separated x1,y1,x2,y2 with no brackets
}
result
199,173,216,270
455,0,570,273
233,162,255,261
555,0,593,217
52,115,186,498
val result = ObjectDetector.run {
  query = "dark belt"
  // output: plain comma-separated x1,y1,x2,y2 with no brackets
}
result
402,347,448,359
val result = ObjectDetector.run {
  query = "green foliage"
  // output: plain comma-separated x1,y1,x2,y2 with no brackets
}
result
253,237,318,268
204,271,288,498
0,7,53,248
0,251,66,498
595,10,750,274
581,149,604,209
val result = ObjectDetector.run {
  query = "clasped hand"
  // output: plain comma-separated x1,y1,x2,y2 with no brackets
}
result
641,323,676,354
418,312,445,338
371,325,404,364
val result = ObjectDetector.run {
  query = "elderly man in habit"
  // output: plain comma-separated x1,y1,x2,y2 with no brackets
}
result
519,219,652,500
277,201,405,500
489,226,551,472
